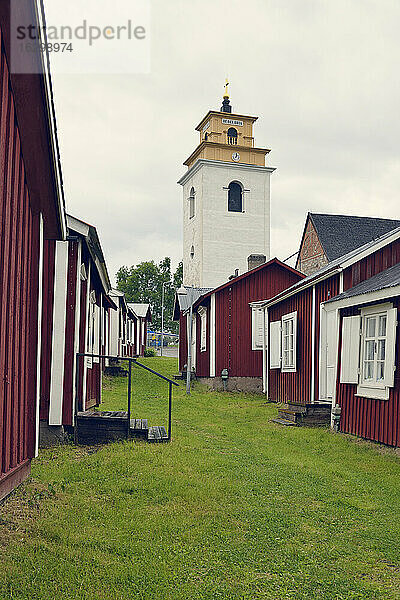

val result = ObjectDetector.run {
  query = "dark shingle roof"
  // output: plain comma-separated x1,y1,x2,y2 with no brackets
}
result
310,213,400,262
326,262,400,303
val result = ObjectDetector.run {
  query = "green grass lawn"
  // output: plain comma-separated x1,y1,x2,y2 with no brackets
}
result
1,357,400,599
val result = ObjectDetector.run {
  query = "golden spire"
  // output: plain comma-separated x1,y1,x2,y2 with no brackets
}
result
223,78,229,99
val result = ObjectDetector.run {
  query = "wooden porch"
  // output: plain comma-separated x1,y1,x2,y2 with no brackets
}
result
76,410,169,444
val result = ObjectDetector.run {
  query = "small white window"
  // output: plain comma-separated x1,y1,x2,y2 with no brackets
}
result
357,305,397,400
340,304,397,400
281,312,297,372
199,306,207,352
188,187,195,219
252,307,267,350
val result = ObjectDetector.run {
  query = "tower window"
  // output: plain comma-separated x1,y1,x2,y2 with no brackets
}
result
227,127,238,145
228,181,243,212
188,187,195,219
190,245,195,259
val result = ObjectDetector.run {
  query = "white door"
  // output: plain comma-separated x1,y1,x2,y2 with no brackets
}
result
319,308,338,401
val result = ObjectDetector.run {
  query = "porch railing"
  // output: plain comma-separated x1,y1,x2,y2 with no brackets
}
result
74,353,179,443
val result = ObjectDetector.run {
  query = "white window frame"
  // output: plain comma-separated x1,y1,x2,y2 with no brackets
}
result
281,311,297,373
356,303,397,401
198,306,207,353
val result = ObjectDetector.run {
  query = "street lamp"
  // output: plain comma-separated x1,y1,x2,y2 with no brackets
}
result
161,281,171,357
177,285,194,395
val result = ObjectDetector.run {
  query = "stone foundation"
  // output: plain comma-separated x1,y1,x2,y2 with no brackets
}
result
39,422,70,448
199,376,263,393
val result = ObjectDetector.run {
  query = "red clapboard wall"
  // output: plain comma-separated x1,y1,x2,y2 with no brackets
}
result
213,262,303,378
268,275,340,405
336,300,400,447
0,39,40,498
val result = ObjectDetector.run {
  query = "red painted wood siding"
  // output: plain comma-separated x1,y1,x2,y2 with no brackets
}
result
39,240,56,420
336,300,400,447
343,238,400,290
62,241,78,425
268,275,339,405
211,263,302,378
0,41,40,491
268,288,313,405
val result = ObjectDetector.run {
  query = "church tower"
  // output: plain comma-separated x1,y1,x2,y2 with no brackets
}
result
178,83,275,289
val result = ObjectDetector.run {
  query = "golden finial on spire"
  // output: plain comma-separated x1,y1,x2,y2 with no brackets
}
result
224,78,229,99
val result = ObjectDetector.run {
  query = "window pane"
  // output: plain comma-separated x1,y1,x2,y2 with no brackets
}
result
284,321,289,335
377,361,385,381
366,317,376,338
289,334,294,351
365,340,375,361
289,350,294,366
377,339,386,361
379,315,387,337
364,361,374,380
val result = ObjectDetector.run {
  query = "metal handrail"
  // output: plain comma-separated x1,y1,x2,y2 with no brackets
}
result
74,353,177,443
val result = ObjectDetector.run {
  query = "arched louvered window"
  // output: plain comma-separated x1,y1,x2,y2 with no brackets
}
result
189,187,195,219
228,181,243,212
227,127,238,145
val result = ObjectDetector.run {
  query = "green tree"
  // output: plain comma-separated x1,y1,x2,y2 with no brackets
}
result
116,258,183,333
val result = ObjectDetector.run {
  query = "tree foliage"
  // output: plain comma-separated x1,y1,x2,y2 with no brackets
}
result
116,258,183,333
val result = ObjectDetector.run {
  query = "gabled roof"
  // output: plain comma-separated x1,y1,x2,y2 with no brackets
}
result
173,259,304,320
326,262,400,303
308,213,400,262
67,214,111,296
127,303,152,320
258,224,400,309
173,287,213,320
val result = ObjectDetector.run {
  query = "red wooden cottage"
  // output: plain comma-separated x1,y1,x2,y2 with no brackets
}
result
0,1,66,499
175,256,303,392
127,303,152,357
255,223,400,447
39,215,116,445
108,293,151,358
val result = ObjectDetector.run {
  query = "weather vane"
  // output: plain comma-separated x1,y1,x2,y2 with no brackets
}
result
224,78,229,98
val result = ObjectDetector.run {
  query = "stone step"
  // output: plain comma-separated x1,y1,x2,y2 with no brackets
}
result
271,418,298,427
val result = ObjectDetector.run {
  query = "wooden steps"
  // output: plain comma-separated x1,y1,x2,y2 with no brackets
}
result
148,426,168,443
272,403,331,427
76,411,169,445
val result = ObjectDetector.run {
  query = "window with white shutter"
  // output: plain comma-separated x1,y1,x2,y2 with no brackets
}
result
340,304,398,400
356,304,397,400
252,307,267,350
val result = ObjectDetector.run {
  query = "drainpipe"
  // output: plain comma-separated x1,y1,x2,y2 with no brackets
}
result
262,307,268,395
311,285,316,404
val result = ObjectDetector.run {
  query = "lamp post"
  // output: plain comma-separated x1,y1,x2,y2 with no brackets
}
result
177,285,193,395
161,281,170,357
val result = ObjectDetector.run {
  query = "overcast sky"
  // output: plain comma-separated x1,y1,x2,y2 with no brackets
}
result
48,0,400,282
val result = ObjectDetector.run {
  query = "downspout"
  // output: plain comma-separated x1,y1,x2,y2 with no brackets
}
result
311,284,316,404
262,307,268,395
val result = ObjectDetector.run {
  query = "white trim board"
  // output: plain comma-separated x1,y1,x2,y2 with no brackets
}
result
323,284,400,312
49,241,69,426
35,214,44,455
178,158,276,186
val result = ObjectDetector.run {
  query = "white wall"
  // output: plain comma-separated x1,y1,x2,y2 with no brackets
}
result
181,160,273,289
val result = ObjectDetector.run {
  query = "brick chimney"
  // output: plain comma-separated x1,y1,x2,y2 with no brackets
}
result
247,254,266,271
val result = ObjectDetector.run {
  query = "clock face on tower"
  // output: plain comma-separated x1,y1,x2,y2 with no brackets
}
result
232,152,240,162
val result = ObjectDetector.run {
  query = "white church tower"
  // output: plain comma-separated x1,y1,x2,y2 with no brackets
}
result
178,83,275,289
